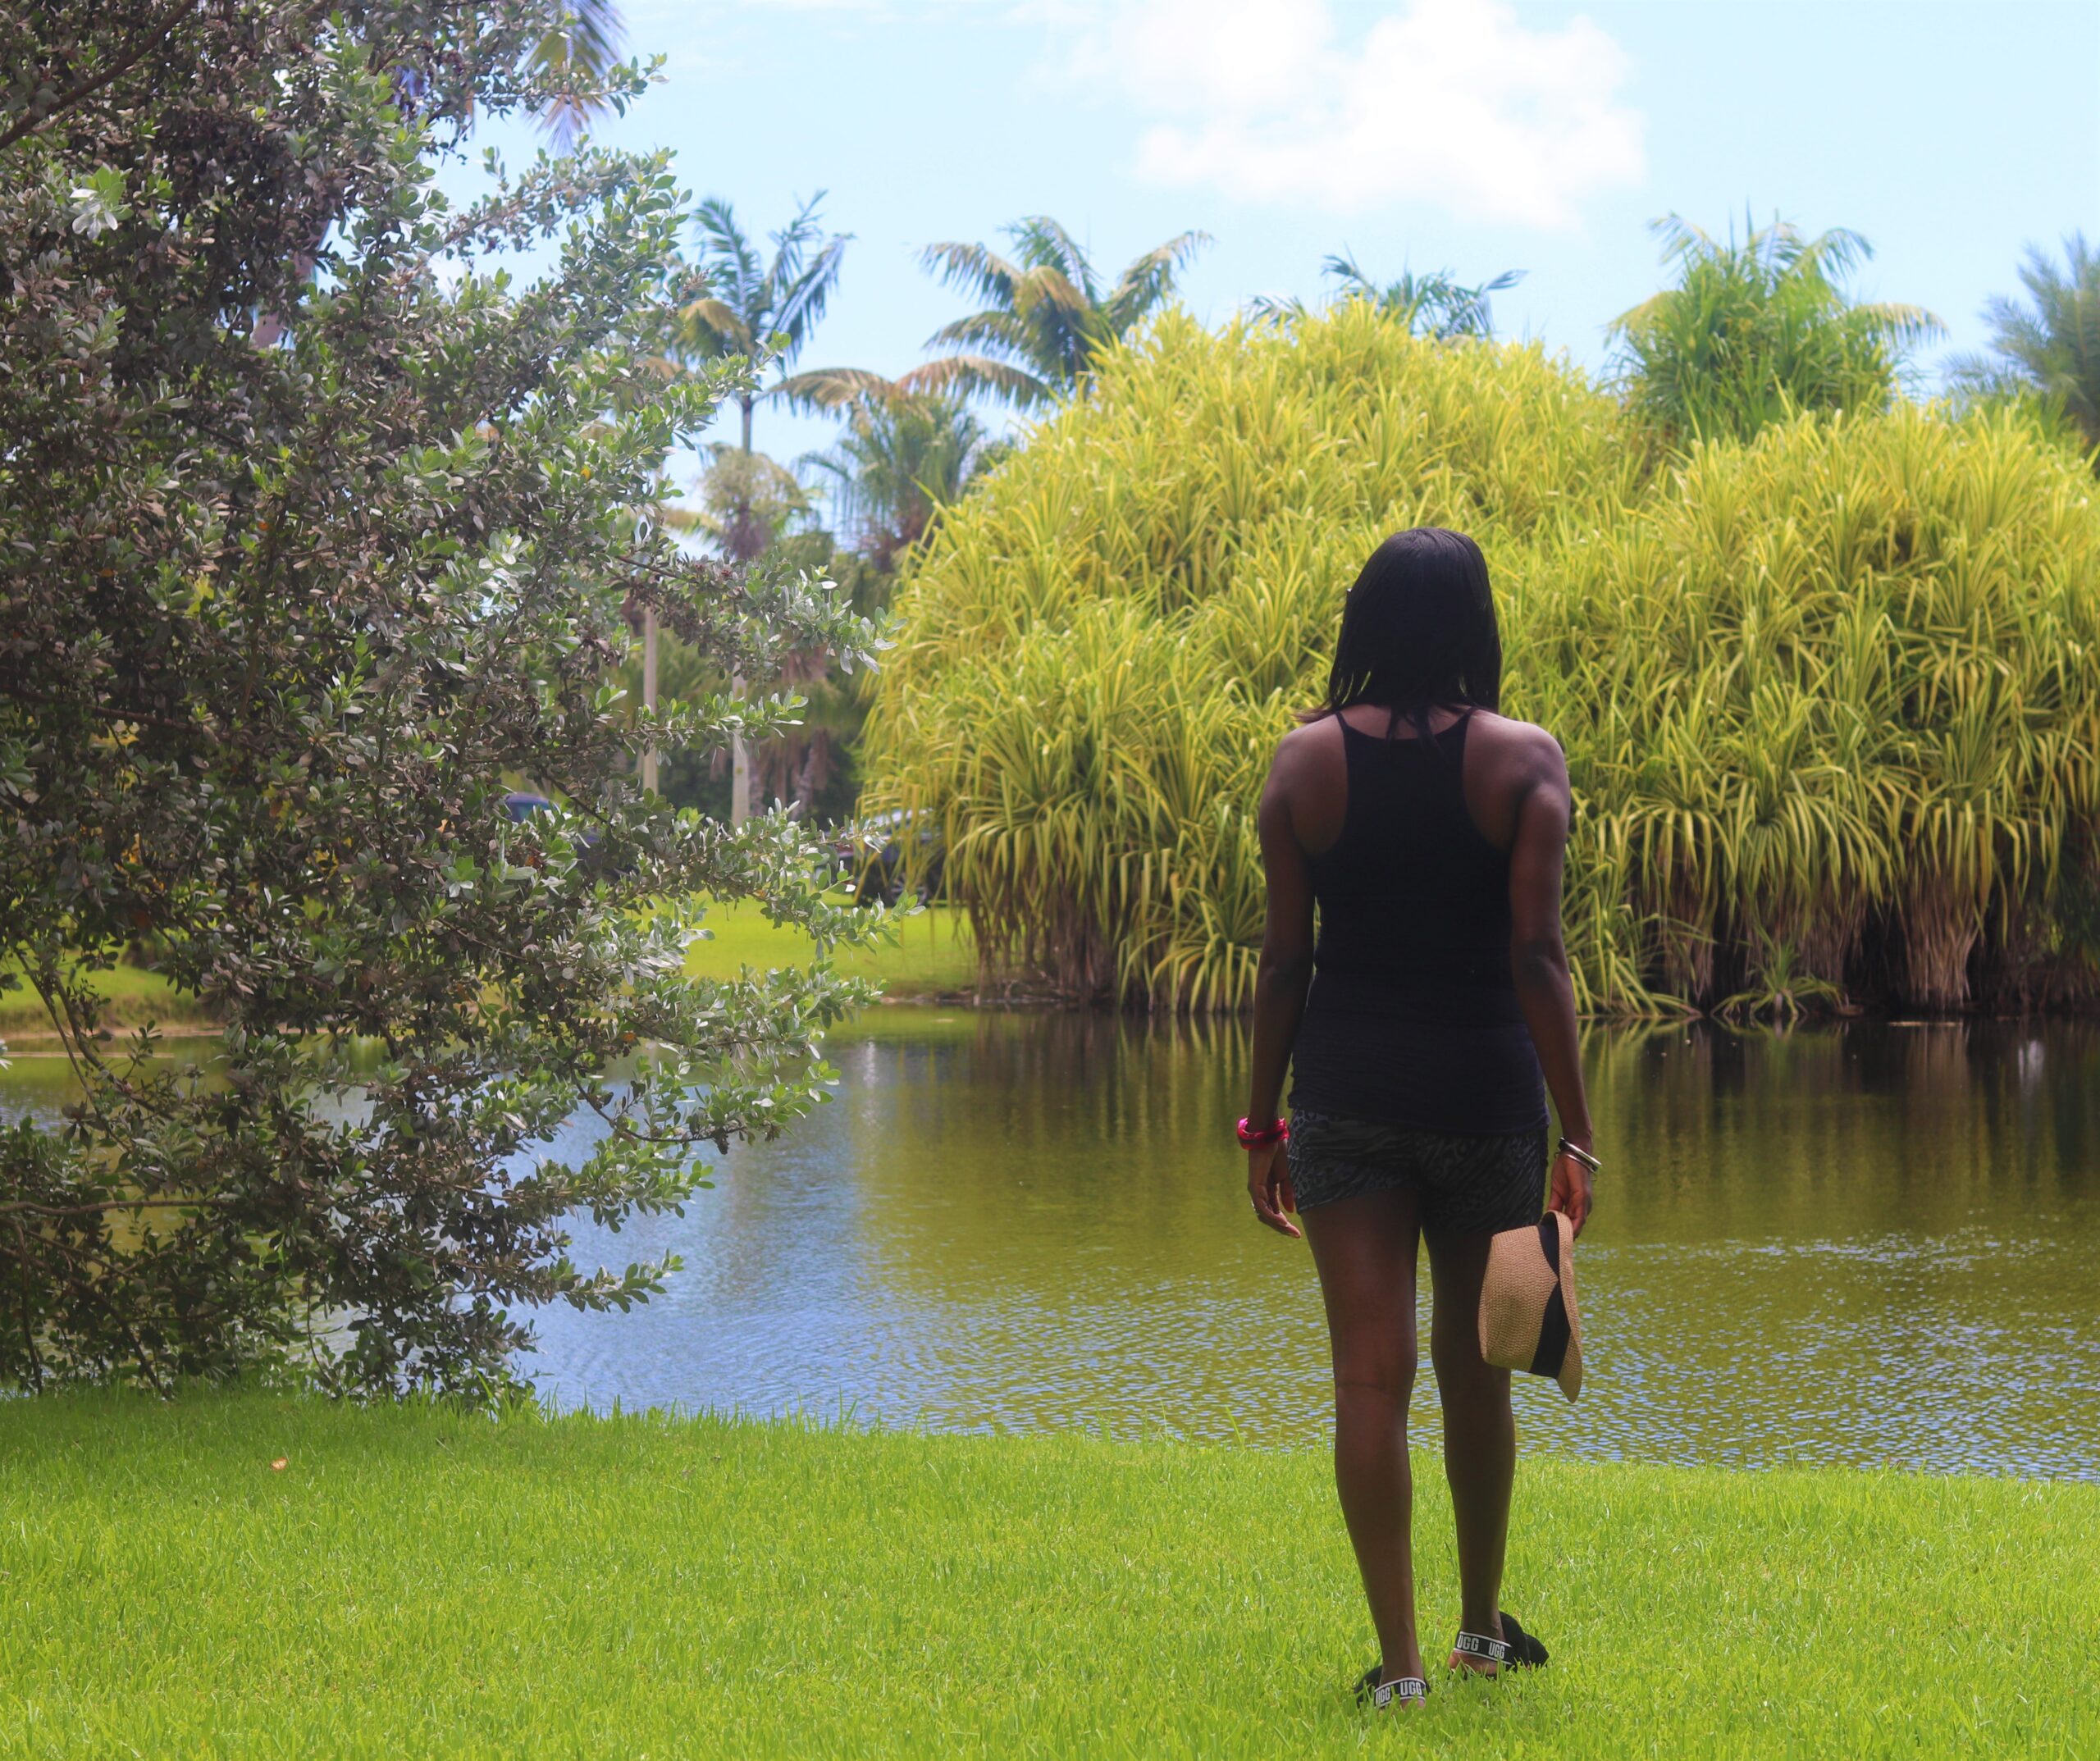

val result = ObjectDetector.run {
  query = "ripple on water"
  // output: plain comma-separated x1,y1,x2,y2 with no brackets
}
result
6,1017,2095,1477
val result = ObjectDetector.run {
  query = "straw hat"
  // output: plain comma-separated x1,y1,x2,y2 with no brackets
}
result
1479,1210,1582,1400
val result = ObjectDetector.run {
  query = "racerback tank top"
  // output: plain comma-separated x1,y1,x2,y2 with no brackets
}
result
1287,710,1547,1134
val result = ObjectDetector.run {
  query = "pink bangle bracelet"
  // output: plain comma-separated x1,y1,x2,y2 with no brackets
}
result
1236,1116,1289,1148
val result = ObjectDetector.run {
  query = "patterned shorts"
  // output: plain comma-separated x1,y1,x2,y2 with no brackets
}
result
1286,1109,1546,1235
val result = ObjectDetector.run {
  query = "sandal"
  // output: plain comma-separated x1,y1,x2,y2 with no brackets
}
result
1353,1664,1430,1710
1451,1609,1550,1675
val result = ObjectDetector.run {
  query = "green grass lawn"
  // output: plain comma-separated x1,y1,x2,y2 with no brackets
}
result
0,963,216,1042
0,902,977,1045
2,1393,2091,1758
684,896,979,1000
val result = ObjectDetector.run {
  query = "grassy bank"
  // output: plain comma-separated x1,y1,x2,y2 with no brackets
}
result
1,1394,2091,1758
684,896,979,1000
0,963,216,1042
0,903,978,1046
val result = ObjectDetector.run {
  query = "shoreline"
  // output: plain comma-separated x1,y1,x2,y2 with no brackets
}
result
8,997,2098,1050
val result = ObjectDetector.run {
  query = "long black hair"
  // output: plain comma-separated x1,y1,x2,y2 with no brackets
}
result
1314,527,1502,741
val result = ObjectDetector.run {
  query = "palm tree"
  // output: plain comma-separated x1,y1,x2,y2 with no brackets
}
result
1322,253,1524,340
726,381,1004,823
673,194,852,454
888,217,1208,408
527,2,628,145
690,447,810,564
1609,214,1944,445
794,381,1003,573
1249,254,1524,339
1950,234,2100,457
660,195,848,822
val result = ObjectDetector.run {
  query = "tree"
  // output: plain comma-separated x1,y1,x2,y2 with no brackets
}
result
1949,233,2100,460
1608,214,1944,445
674,194,851,454
897,217,1208,408
664,194,850,820
0,2,885,1396
746,378,1006,821
790,379,1003,573
1250,254,1524,340
690,447,811,566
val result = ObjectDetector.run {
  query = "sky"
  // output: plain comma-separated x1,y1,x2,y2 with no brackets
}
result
458,0,2100,482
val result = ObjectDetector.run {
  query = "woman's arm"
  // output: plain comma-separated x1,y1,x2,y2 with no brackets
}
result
1506,731,1594,1234
1246,739,1317,1239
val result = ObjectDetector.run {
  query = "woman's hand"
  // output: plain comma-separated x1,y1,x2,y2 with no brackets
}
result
1547,1145,1593,1236
1246,1139,1301,1239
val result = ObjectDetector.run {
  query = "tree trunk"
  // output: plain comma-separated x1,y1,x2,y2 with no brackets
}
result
641,608,658,795
731,673,750,824
730,396,756,823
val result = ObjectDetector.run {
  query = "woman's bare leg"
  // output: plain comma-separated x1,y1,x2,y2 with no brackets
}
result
1303,1187,1425,1686
1426,1226,1514,1672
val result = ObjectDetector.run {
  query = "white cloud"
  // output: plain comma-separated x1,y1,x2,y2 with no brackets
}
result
1065,0,1645,230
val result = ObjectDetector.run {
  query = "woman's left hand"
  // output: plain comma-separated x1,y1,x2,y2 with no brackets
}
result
1547,1147,1593,1236
1246,1140,1301,1239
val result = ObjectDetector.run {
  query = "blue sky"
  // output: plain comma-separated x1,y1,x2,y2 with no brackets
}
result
461,0,2100,481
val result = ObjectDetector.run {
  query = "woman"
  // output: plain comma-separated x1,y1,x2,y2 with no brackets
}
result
1239,527,1595,1710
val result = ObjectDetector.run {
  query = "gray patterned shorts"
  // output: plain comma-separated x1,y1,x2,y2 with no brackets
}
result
1287,1109,1546,1235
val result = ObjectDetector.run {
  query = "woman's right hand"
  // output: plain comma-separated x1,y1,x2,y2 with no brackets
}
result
1547,1143,1593,1236
1246,1139,1302,1239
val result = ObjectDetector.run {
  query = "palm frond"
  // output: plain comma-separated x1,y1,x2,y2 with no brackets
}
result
772,366,899,413
1102,230,1210,333
1972,234,2100,450
1319,251,1378,297
768,192,829,276
1244,294,1312,327
527,1,627,146
897,355,1054,410
1788,225,1874,287
1650,212,1718,265
1010,216,1097,300
1853,301,1948,352
919,240,1023,310
1010,264,1092,323
677,295,755,356
923,310,1038,360
693,198,765,313
769,230,851,365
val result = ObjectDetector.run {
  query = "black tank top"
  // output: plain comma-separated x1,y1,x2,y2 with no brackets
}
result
1287,711,1547,1134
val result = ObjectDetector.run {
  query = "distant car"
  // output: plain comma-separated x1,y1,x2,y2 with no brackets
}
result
503,790,614,867
834,810,944,907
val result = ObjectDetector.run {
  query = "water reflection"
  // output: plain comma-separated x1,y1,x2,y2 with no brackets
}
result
3,1015,2093,1477
531,1013,2099,1478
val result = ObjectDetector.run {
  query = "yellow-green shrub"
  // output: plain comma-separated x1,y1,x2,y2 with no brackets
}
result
861,305,2100,1013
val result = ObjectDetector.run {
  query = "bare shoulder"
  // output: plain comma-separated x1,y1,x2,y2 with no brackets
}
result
1467,710,1566,783
1271,713,1343,775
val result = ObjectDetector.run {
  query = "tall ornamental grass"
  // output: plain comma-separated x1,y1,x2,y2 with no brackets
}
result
861,306,2100,1014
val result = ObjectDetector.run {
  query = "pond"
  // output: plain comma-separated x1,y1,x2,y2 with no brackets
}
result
4,1013,2096,1478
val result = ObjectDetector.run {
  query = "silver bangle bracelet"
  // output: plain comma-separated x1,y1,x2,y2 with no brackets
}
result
1554,1136,1601,1175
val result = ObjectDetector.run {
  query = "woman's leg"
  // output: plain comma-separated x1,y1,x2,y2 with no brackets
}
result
1303,1187,1424,1685
1425,1226,1514,1670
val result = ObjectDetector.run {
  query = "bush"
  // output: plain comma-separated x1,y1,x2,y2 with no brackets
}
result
1525,402,2100,1012
861,308,2100,1015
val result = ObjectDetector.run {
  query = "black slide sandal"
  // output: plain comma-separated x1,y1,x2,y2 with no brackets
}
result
1353,1664,1429,1710
1451,1609,1550,1674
